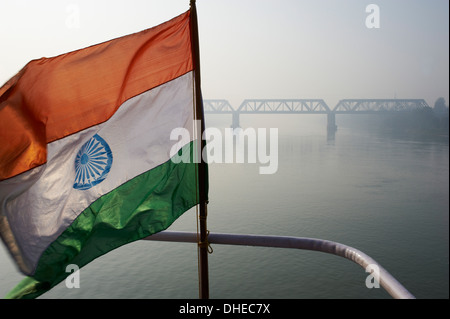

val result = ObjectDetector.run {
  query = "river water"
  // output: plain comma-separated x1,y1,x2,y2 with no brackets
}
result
0,114,448,299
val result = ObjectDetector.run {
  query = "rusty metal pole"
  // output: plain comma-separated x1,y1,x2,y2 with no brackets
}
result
190,0,209,299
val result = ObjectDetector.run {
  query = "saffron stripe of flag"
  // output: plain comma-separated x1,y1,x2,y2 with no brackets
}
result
0,9,206,299
0,10,192,181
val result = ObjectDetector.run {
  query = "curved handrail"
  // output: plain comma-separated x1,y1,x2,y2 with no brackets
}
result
143,231,415,299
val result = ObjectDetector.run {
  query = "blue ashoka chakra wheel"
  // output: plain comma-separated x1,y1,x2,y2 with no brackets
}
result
73,134,113,190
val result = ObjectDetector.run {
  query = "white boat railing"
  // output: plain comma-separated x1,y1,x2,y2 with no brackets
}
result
143,231,415,299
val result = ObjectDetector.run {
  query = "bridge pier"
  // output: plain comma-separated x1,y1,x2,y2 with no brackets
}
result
327,112,337,139
232,111,240,129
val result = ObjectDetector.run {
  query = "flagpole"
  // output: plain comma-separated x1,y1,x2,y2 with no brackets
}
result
190,0,209,299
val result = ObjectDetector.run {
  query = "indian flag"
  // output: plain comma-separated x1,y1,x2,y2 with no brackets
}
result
0,9,206,299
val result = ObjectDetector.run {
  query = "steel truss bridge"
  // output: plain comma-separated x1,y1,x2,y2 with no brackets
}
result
203,99,431,136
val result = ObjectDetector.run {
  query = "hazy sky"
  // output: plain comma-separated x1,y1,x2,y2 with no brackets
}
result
0,0,448,109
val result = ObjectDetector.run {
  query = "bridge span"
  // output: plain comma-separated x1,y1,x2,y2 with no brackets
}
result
203,99,431,137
